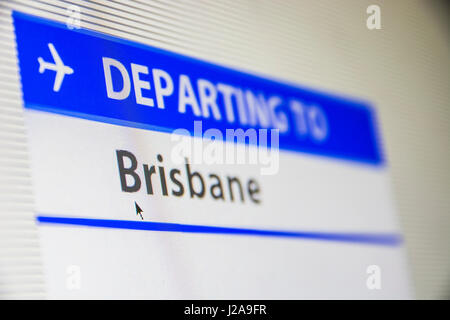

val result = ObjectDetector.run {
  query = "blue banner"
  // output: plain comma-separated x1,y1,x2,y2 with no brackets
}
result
13,11,383,165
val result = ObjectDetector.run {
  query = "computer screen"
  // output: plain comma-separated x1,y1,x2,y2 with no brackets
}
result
0,0,448,300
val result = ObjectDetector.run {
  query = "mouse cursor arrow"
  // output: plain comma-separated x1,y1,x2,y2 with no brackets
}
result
135,201,144,220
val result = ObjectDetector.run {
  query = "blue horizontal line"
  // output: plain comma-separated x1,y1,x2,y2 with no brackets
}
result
36,216,401,247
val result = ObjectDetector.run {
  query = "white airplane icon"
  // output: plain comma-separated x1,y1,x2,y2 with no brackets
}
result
37,43,74,92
